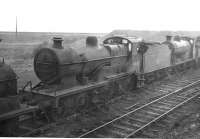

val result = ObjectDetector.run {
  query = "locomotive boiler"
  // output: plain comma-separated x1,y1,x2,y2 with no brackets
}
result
163,35,194,64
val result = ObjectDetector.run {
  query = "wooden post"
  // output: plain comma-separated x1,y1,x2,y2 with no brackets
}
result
15,16,18,38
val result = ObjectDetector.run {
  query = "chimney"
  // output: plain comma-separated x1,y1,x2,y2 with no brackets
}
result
86,36,98,47
166,35,172,42
53,37,63,49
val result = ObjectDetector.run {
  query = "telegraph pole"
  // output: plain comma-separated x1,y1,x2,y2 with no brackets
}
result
15,16,18,37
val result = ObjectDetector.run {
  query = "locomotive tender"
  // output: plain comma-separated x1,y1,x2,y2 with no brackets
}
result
1,34,200,135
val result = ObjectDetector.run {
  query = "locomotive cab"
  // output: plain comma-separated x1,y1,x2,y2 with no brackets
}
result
103,36,133,58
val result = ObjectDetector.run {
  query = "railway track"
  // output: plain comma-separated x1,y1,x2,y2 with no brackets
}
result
14,69,200,137
37,69,200,137
79,79,200,138
133,97,200,138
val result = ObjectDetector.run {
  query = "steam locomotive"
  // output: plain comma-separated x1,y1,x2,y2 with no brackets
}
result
1,34,200,135
0,60,19,135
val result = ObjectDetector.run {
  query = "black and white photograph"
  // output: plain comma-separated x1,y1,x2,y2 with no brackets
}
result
1,0,200,138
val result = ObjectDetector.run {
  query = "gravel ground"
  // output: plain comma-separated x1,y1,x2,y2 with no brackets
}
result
163,99,200,139
136,97,200,138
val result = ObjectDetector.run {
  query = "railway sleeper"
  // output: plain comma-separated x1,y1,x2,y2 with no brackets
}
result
105,127,129,138
112,122,136,132
175,95,188,100
140,129,160,138
165,97,185,103
161,100,180,105
147,106,168,114
179,88,199,96
139,109,161,117
150,104,173,111
156,101,176,107
122,119,144,129
134,113,157,121
127,115,148,124
116,119,141,129
184,90,200,98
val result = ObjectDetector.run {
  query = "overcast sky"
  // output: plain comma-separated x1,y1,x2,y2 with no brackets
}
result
1,0,200,33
